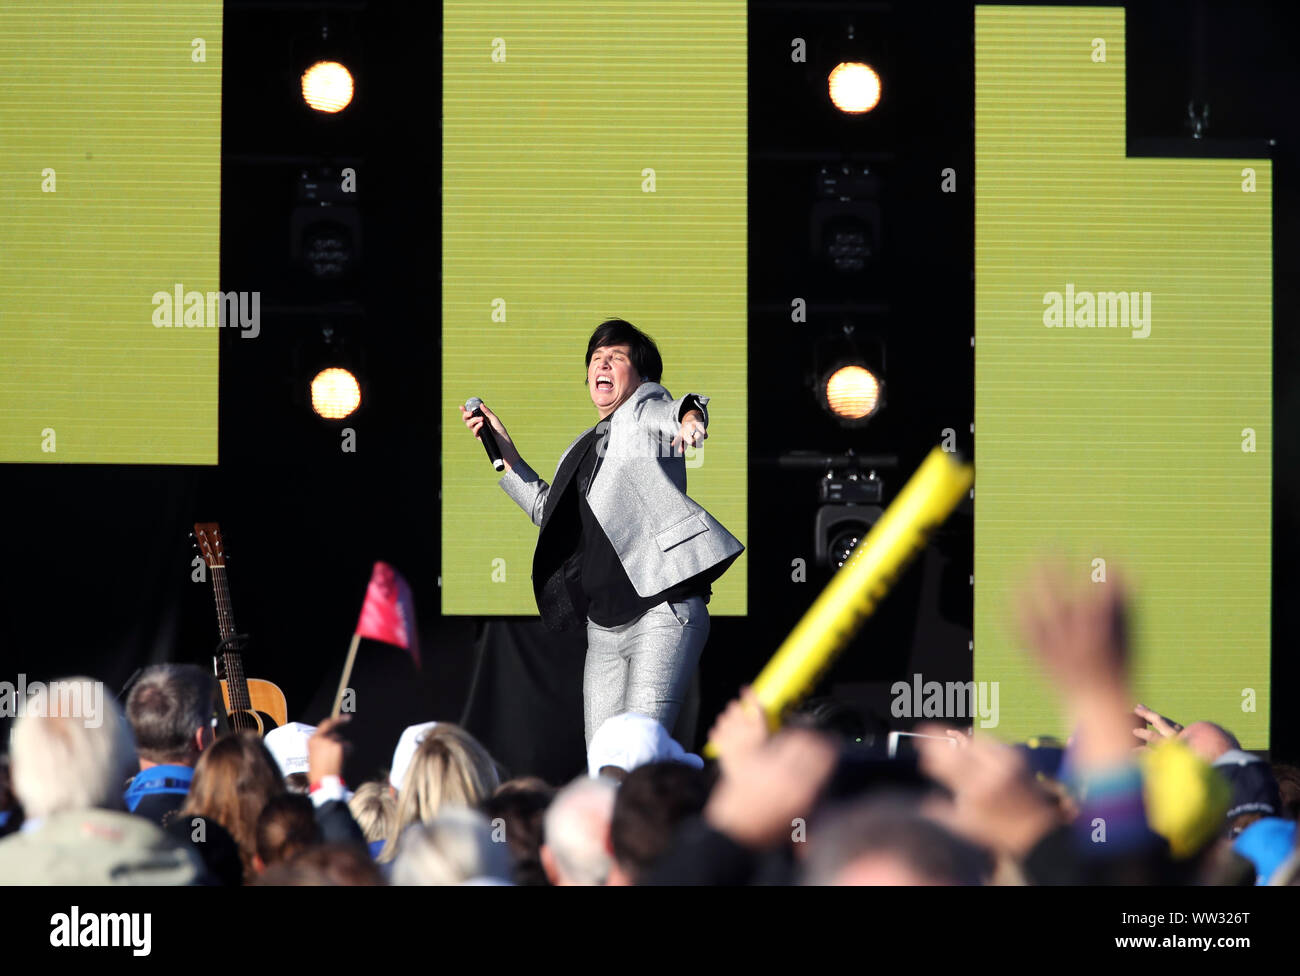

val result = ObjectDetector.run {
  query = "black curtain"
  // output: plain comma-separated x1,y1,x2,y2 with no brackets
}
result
459,619,588,786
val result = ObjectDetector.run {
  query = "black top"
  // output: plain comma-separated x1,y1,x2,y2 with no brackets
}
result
572,425,710,627
132,790,187,828
163,814,244,886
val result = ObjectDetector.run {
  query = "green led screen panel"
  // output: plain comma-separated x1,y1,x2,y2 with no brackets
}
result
0,1,223,464
442,1,748,615
975,6,1271,745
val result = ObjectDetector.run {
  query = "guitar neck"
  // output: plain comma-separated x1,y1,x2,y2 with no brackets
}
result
211,566,252,714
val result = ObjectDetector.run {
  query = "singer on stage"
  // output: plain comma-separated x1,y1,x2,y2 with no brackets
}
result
461,319,743,748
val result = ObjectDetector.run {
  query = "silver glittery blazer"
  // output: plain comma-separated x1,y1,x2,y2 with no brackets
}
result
497,381,744,599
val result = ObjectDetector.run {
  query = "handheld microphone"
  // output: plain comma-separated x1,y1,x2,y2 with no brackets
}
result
465,397,505,471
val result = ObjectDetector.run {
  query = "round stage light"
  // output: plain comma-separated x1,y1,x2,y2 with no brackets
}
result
829,526,866,570
828,62,881,114
824,365,881,421
301,60,354,113
311,367,361,419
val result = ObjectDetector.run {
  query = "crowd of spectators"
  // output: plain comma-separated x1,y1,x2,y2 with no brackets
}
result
0,564,1295,885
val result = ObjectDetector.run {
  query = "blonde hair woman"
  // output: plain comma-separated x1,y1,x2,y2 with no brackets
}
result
348,780,397,853
379,723,500,863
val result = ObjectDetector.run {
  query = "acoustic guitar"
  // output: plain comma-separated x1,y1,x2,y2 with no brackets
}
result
193,522,288,735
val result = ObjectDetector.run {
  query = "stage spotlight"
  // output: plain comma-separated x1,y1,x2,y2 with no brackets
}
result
762,450,895,572
290,167,362,281
828,62,881,114
296,321,367,424
815,468,884,569
823,364,882,421
311,367,361,419
817,505,883,569
829,524,865,567
812,324,886,428
301,219,355,279
302,60,354,113
811,163,882,273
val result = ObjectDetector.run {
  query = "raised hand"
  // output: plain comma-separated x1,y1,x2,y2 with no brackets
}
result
1013,559,1137,768
708,686,771,776
670,409,707,453
917,721,1061,859
1132,704,1184,744
704,730,838,850
308,715,351,784
459,401,518,469
1014,560,1131,694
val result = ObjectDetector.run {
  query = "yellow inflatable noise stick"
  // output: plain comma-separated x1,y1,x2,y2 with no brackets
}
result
704,446,974,758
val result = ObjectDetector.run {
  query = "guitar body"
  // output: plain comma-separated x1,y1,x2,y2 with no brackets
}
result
220,678,288,735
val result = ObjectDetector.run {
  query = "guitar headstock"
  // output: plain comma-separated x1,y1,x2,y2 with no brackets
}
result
193,522,226,569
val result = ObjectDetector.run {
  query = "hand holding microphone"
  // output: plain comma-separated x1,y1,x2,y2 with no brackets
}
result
461,398,516,472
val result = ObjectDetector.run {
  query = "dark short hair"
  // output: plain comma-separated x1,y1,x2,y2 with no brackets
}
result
125,664,218,764
483,788,553,886
610,761,710,881
585,319,663,384
252,843,385,886
256,793,322,868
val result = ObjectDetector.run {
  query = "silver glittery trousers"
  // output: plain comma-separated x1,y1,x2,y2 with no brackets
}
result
583,596,709,749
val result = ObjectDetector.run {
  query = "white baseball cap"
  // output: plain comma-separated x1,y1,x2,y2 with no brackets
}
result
264,722,316,777
587,713,704,779
390,721,439,791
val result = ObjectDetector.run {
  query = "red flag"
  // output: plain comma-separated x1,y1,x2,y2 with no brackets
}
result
355,562,420,668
